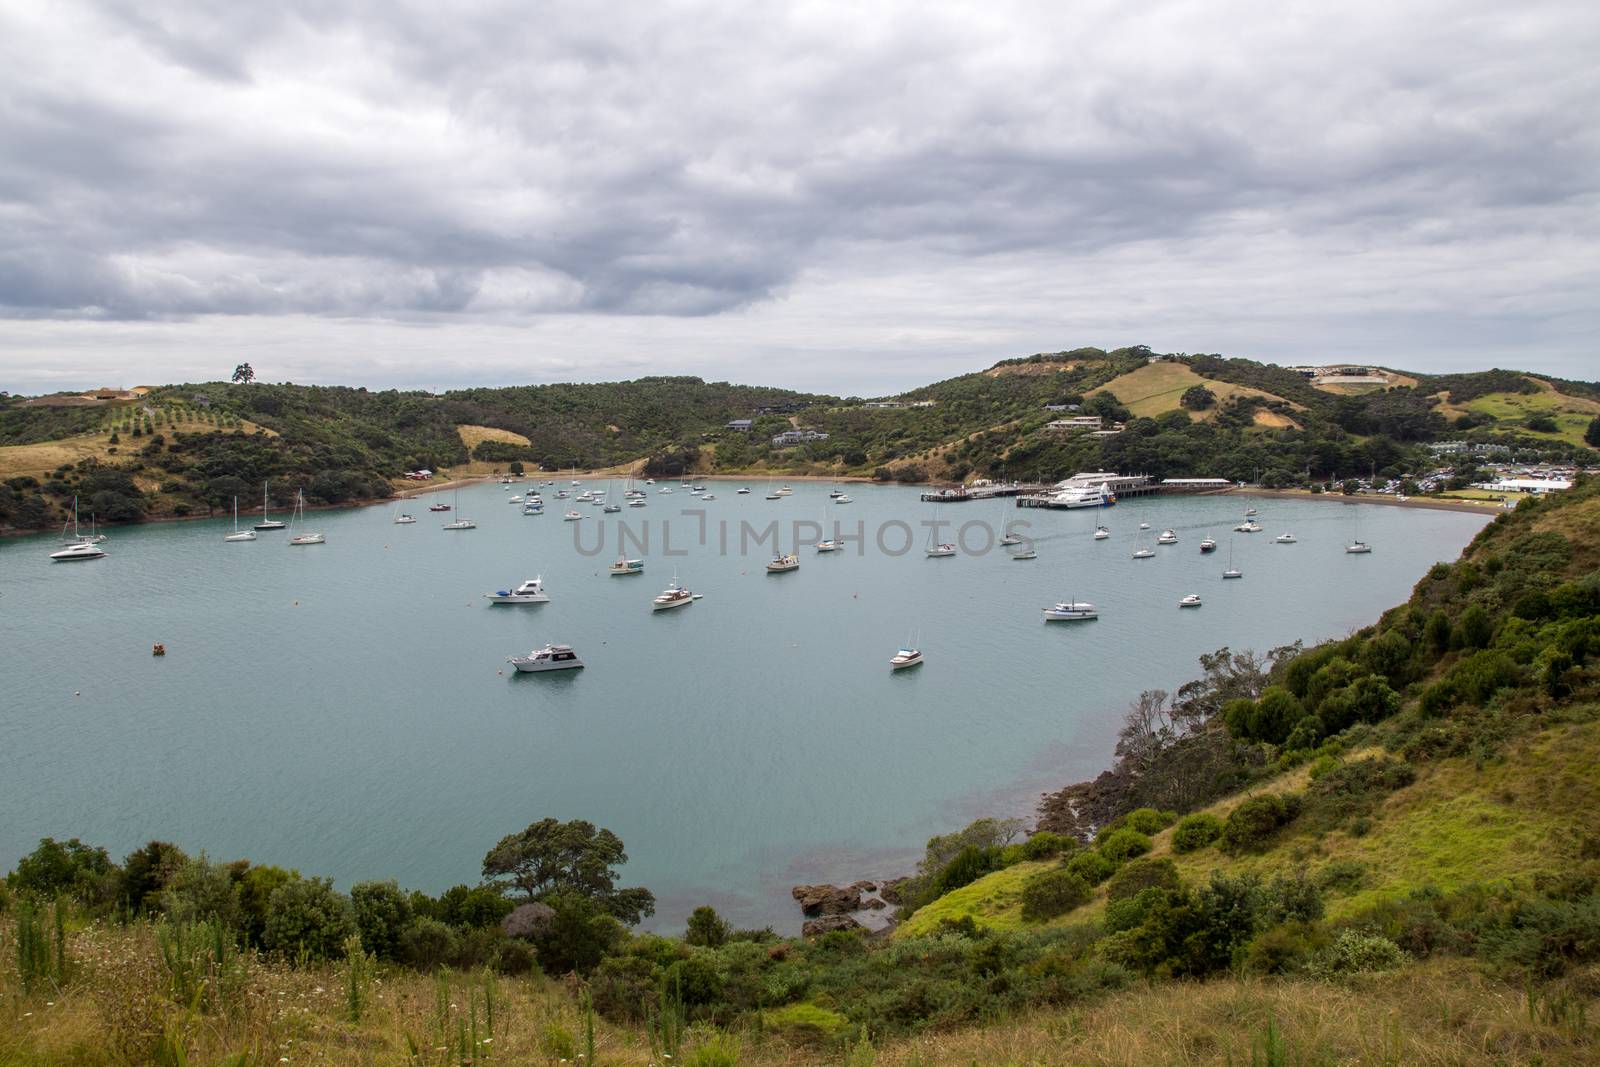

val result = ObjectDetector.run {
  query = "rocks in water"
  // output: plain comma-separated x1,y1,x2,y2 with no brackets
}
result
878,877,909,905
791,883,862,916
862,897,887,910
802,913,863,937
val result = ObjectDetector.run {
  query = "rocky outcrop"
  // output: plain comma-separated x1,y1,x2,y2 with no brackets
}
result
791,883,862,916
802,913,863,937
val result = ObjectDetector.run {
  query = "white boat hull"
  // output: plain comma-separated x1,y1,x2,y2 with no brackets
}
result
224,531,257,542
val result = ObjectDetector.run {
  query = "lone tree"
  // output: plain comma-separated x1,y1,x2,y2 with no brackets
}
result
482,818,655,925
1585,415,1600,448
232,362,255,384
1179,384,1217,410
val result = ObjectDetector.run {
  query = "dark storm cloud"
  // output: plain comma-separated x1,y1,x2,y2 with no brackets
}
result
0,0,1595,378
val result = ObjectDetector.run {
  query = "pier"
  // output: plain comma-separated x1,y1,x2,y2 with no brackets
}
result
919,481,1038,502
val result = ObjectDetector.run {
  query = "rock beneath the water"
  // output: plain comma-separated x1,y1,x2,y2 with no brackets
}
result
862,897,887,910
791,883,862,916
803,914,864,937
878,877,909,905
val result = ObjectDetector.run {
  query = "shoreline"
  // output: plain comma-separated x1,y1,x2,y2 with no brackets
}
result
1221,487,1507,515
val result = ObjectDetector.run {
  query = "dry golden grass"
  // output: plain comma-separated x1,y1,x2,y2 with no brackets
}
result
455,424,533,450
1088,364,1301,422
5,920,1593,1067
983,359,1098,378
0,418,273,481
1252,410,1297,429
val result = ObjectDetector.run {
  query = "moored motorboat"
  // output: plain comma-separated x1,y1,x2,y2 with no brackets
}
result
50,540,106,562
1156,529,1179,545
834,494,852,503
429,503,452,512
485,577,549,603
1275,532,1297,544
1346,540,1372,554
652,577,695,609
1199,537,1217,553
737,487,751,494
1043,601,1097,621
767,552,801,572
815,538,841,552
890,646,923,670
564,510,583,521
508,643,583,672
609,558,645,576
1179,593,1203,608
1234,520,1262,533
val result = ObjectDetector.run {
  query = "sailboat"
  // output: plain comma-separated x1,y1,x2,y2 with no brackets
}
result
442,487,476,530
286,489,324,545
50,497,107,560
224,497,257,541
1131,527,1154,559
1345,508,1372,554
815,506,841,551
254,482,286,530
1223,536,1242,579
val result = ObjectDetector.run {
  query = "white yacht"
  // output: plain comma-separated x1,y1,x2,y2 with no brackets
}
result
999,530,1024,546
889,646,923,670
767,552,801,572
603,502,622,513
1138,521,1150,530
829,487,844,498
1011,546,1037,559
736,487,751,494
1346,540,1372,554
659,487,674,494
286,489,324,545
628,497,647,508
815,538,841,552
1199,537,1217,553
1179,593,1203,608
835,494,852,504
224,497,257,542
609,558,645,576
1156,529,1179,545
393,511,416,525
50,540,106,562
1043,601,1097,621
1245,506,1258,516
523,503,544,515
442,517,477,530
777,486,794,496
1093,525,1110,540
563,510,583,521
1045,483,1116,508
485,577,549,604
1223,538,1243,579
1275,532,1297,544
254,482,286,530
700,493,716,501
652,577,695,610
1133,546,1155,559
925,543,956,558
509,495,523,503
1234,520,1262,533
508,643,583,672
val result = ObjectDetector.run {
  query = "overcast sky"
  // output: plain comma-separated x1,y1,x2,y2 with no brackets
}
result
1,0,1595,396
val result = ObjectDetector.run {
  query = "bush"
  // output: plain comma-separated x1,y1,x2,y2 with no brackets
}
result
10,837,114,901
1171,813,1224,854
1300,758,1415,834
1220,794,1293,854
399,917,457,970
1020,831,1075,861
685,905,731,948
496,937,538,975
1105,858,1180,903
1244,922,1325,975
1064,850,1116,886
1020,869,1092,923
1122,808,1178,835
1307,929,1408,977
351,881,411,962
1096,829,1152,864
1224,686,1307,745
263,877,357,961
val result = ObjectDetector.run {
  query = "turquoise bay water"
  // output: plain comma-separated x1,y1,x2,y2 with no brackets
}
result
0,482,1487,930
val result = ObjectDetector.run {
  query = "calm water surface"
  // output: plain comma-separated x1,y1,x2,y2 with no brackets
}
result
0,482,1488,930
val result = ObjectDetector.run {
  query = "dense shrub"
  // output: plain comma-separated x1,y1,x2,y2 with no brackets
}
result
351,880,411,961
9,837,114,901
119,841,188,913
1171,813,1224,854
1220,794,1294,854
399,917,458,970
1096,829,1152,864
685,905,731,948
1122,808,1178,835
1105,858,1180,903
1064,850,1116,886
1020,869,1092,923
1243,922,1326,975
1224,686,1307,745
1318,675,1401,733
1307,930,1408,977
1020,831,1075,861
160,857,243,929
263,877,357,961
1300,758,1416,834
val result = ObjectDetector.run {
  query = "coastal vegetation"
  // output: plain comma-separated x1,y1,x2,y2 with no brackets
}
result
4,349,1597,531
5,477,1598,1064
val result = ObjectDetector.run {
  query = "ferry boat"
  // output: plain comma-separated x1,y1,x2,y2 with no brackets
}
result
1179,593,1203,608
1156,530,1178,545
1043,601,1097,621
508,643,583,672
767,553,801,572
889,646,923,670
1045,484,1116,508
652,578,695,609
485,577,549,603
609,558,645,576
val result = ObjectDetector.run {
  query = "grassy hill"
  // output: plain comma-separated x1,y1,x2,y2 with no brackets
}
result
3,351,1597,531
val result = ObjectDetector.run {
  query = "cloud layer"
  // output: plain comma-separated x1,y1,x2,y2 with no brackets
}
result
1,0,1596,391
